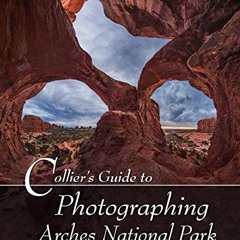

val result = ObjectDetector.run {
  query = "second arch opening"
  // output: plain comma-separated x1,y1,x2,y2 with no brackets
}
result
152,80,217,166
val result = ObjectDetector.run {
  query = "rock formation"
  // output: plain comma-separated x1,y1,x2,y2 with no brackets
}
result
100,0,240,183
0,0,239,183
197,118,216,133
22,115,60,133
61,0,87,22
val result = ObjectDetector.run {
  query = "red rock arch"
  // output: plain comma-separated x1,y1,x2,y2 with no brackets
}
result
136,19,240,181
0,0,133,181
0,0,239,183
97,0,240,182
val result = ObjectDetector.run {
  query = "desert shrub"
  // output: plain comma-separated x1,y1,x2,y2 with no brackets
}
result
187,141,196,147
36,134,49,143
190,148,205,163
195,152,205,161
48,146,71,166
166,134,184,142
39,145,49,154
192,158,201,166
73,151,79,159
176,148,187,158
202,141,209,145
168,144,174,154
25,142,36,155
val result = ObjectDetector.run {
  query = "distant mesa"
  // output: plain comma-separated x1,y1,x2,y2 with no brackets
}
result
22,115,60,133
197,117,216,133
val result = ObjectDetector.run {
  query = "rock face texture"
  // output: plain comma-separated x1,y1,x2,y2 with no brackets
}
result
0,0,239,183
197,118,216,133
22,115,60,133
61,0,87,22
100,0,240,183
100,0,217,38
78,96,196,183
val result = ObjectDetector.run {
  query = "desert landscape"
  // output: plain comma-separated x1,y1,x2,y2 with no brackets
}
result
15,115,215,183
21,115,94,177
0,0,239,184
0,1,240,239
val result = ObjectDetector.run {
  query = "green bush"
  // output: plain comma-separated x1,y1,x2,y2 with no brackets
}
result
39,145,49,154
176,148,187,158
202,141,209,146
25,142,36,155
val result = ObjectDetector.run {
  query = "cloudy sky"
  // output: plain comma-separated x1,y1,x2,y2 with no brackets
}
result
23,0,216,127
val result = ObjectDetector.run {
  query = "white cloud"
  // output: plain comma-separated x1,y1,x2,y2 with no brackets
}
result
152,81,216,127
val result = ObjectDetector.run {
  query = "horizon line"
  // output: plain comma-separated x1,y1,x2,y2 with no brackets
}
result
162,126,197,130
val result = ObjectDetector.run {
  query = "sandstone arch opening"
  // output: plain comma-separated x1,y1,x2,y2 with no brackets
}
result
20,80,107,175
152,80,217,167
0,0,239,184
73,0,169,86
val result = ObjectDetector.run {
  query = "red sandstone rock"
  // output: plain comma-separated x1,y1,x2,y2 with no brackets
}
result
0,0,125,180
22,115,60,133
197,118,216,133
100,0,213,38
0,0,239,184
100,0,240,182
61,0,87,22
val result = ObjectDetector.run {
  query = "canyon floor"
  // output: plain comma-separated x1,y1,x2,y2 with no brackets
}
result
164,129,212,166
21,128,212,179
21,128,94,176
